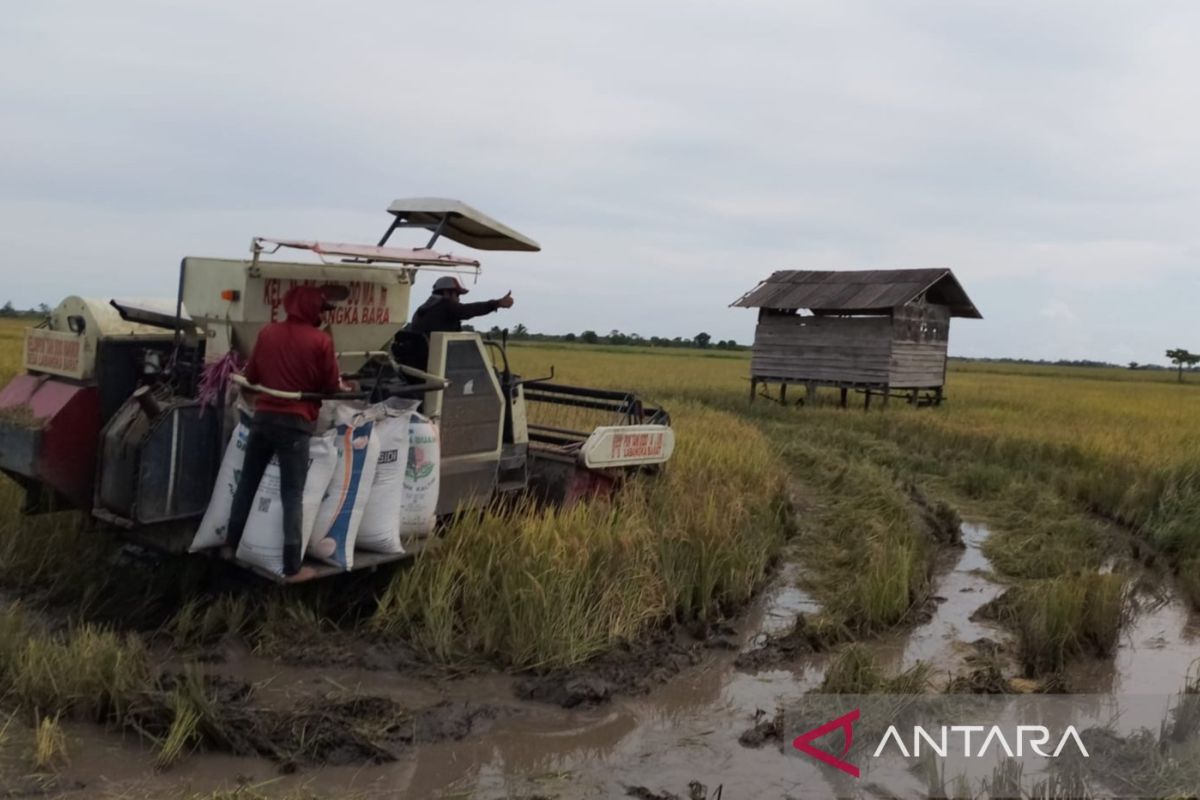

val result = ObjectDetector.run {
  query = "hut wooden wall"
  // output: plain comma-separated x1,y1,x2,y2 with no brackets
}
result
889,304,950,388
751,312,892,384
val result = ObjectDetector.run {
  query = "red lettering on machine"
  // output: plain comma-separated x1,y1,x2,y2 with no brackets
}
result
610,431,665,460
262,279,391,325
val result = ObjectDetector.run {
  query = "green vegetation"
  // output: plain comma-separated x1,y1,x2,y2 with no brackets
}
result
0,604,149,721
1008,574,1128,674
30,713,68,772
819,644,931,694
1166,348,1200,382
375,403,788,668
772,428,941,633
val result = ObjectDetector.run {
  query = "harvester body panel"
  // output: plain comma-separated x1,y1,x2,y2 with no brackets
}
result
422,332,506,516
95,394,222,529
0,374,100,511
180,257,413,372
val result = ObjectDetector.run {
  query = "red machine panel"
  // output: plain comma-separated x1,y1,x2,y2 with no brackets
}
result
0,374,101,510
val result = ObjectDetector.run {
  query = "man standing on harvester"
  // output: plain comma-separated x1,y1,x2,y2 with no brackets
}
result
225,285,345,583
409,276,514,334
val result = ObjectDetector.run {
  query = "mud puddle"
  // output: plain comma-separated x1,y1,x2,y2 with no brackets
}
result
870,522,1013,686
754,557,822,639
1065,577,1200,731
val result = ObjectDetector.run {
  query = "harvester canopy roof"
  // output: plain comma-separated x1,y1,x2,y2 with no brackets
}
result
386,198,541,252
731,268,981,318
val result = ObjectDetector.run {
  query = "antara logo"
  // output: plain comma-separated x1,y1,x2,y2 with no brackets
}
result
792,709,861,778
791,710,1090,777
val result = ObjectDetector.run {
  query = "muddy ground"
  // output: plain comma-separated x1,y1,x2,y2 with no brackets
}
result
2,507,1199,799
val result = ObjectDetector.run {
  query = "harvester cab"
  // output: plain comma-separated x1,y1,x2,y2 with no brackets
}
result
0,199,675,581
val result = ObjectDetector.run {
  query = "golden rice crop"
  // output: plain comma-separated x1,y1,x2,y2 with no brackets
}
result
375,400,788,668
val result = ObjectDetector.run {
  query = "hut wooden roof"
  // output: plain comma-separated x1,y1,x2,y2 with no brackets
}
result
731,268,981,318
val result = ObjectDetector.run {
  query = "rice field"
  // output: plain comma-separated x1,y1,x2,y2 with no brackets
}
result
3,315,1200,791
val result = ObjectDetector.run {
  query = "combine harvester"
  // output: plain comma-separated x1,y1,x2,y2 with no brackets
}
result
0,199,674,580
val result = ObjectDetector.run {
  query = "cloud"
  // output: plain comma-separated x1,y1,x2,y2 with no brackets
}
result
2,1,1199,363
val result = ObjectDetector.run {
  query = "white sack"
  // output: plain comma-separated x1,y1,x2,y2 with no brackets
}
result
190,422,251,551
356,399,419,554
234,430,338,576
309,405,380,570
399,413,440,540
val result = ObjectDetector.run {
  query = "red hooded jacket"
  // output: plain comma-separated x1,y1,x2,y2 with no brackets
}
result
243,285,342,422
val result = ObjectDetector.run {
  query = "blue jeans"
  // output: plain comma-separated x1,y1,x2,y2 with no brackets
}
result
225,412,312,575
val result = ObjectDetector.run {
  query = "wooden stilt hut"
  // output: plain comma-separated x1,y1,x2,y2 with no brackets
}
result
731,269,981,408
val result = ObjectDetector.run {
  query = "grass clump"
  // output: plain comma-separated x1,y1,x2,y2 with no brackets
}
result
30,712,68,772
153,668,219,770
0,482,114,601
0,603,149,720
1009,573,1127,675
819,644,931,694
167,595,251,650
377,499,668,668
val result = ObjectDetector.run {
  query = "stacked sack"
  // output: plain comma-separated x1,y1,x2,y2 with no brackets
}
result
190,415,253,551
355,398,419,554
308,404,380,570
192,399,443,575
235,431,338,575
189,418,339,577
400,411,440,540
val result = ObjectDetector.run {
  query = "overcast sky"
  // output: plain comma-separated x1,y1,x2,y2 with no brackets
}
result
3,1,1199,363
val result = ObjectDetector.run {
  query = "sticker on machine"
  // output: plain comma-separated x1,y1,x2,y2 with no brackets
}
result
580,425,675,469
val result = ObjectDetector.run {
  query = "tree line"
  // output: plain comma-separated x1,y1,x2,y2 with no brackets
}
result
0,302,50,318
478,324,745,350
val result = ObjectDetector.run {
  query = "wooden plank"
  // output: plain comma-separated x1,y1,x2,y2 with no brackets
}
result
752,350,893,363
753,371,891,383
889,361,946,370
755,344,895,356
752,361,891,372
890,345,948,353
754,354,893,365
752,366,890,377
756,321,892,335
754,367,892,380
753,337,891,351
753,356,892,369
754,334,892,346
753,340,891,354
